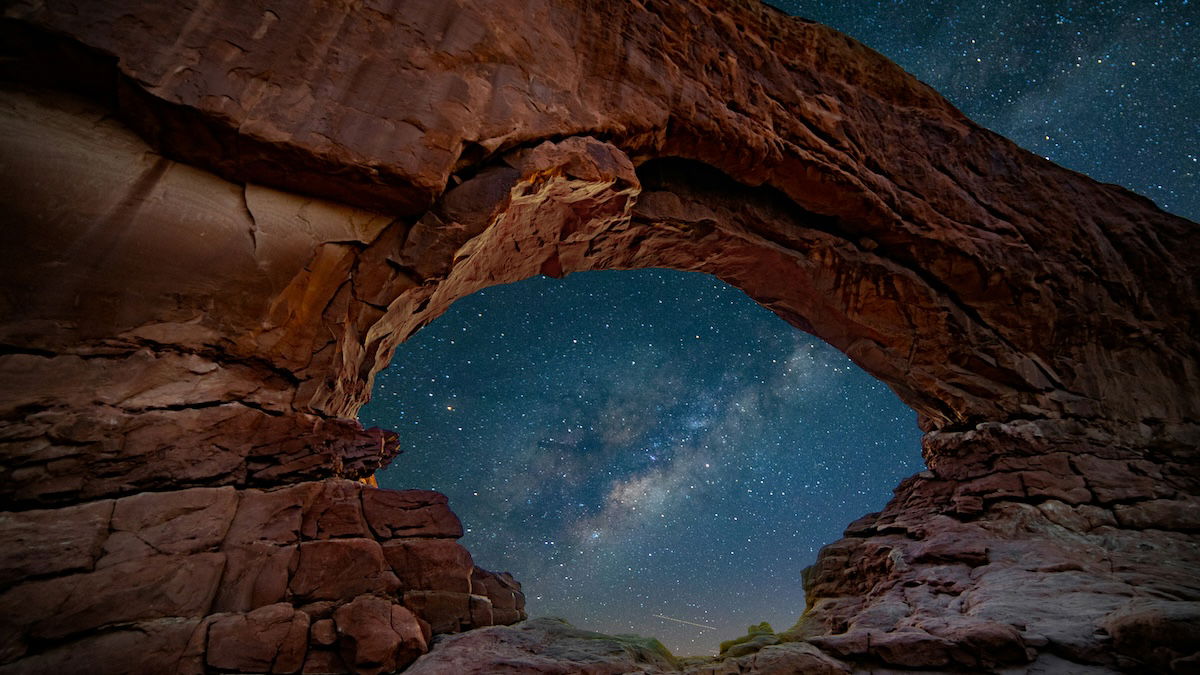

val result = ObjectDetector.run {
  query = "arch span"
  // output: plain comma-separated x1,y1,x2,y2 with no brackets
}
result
1,0,1197,672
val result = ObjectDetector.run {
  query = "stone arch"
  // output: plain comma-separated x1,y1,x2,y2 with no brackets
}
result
1,0,1197,672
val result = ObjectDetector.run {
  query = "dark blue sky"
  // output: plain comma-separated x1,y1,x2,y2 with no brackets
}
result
362,0,1197,654
770,0,1197,222
364,271,920,652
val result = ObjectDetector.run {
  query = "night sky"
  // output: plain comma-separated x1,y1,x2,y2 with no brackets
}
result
362,1,1197,655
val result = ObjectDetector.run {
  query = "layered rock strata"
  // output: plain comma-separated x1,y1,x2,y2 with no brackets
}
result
789,420,1200,673
0,0,1196,673
0,479,525,673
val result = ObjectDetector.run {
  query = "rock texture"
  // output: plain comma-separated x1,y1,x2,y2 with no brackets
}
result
405,617,681,675
0,0,1196,672
787,421,1200,672
0,479,526,673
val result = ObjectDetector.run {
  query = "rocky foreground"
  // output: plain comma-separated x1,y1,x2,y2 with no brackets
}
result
1,0,1197,672
0,479,527,673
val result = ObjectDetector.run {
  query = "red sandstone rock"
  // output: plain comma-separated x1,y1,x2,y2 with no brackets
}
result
206,603,310,673
0,479,495,673
332,595,427,675
0,553,224,643
471,567,528,625
310,619,337,647
212,542,296,613
790,424,1200,672
0,617,202,675
1113,497,1200,531
1036,499,1117,532
1071,454,1166,504
288,539,400,602
907,530,989,567
402,590,479,634
404,617,681,674
2,0,1192,505
382,539,474,593
0,499,111,586
0,0,1197,672
301,480,370,539
918,618,1033,668
469,594,495,629
689,642,851,674
227,484,324,546
361,487,463,539
1103,600,1200,672
100,486,237,565
300,649,348,674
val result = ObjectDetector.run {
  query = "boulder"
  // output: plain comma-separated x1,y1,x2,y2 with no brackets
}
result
1104,600,1200,672
471,567,527,622
404,617,678,674
333,595,427,674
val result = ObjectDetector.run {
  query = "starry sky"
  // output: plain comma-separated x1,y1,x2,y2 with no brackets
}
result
362,0,1197,655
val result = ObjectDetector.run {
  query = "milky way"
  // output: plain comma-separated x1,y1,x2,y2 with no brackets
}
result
361,0,1197,654
364,271,922,652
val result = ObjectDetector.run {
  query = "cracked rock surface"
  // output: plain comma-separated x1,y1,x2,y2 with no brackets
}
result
0,0,1197,672
0,479,526,673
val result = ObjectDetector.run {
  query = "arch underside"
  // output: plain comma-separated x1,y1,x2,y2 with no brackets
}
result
0,0,1198,672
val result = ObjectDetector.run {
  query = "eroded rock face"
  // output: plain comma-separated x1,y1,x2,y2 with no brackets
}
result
0,480,526,673
0,0,1196,672
787,420,1199,672
405,617,681,675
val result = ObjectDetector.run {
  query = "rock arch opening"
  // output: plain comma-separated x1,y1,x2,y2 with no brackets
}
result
1,0,1197,671
359,268,924,653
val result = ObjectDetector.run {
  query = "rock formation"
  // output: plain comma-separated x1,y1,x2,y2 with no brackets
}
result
0,0,1196,673
0,478,526,673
